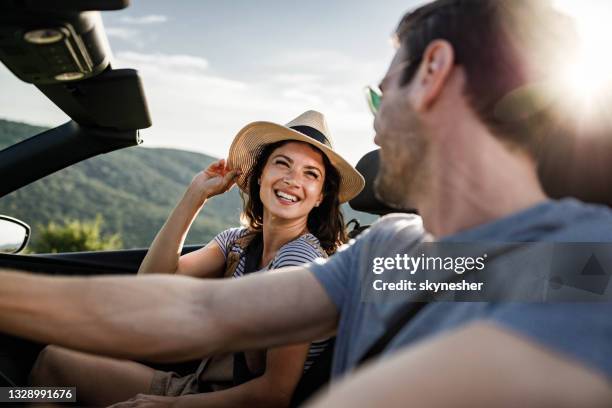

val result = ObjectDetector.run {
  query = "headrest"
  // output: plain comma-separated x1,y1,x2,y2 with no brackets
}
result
348,149,416,216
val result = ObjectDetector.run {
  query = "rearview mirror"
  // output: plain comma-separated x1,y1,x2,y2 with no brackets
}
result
0,215,30,254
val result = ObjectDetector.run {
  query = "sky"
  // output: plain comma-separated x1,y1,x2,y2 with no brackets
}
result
0,0,426,164
1,0,611,165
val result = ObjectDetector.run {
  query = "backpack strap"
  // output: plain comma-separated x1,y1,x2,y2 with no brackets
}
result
223,230,258,278
230,232,265,386
241,233,264,277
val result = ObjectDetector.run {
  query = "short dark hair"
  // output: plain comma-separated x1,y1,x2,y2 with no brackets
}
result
241,140,347,255
395,0,578,155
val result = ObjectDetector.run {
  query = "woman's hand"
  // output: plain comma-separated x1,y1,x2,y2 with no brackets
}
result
189,159,241,202
107,394,178,408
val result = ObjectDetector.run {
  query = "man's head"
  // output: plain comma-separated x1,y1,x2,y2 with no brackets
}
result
374,0,576,210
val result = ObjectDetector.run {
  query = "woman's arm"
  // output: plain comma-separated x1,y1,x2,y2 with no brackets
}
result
110,343,310,408
138,159,240,278
177,343,310,408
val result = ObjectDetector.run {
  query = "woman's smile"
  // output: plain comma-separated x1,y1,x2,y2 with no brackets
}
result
274,189,301,205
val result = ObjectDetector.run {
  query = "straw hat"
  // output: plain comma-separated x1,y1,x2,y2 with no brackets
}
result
227,110,365,203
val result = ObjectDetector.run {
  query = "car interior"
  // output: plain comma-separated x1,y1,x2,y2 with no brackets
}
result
1,0,611,405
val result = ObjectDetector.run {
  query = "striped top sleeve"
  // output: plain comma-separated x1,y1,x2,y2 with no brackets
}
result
213,227,248,260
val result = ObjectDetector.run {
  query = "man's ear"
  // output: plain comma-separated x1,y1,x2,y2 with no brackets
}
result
411,40,455,111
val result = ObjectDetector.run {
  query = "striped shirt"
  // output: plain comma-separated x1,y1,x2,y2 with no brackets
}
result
213,227,331,371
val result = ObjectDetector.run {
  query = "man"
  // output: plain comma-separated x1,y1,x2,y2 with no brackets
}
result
1,0,611,406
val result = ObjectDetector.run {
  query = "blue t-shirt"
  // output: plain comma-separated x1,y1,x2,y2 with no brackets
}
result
308,198,612,379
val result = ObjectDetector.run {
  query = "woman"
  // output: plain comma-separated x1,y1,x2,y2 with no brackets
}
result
29,110,364,408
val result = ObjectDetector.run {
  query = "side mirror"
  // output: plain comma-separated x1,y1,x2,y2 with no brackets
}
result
0,215,30,254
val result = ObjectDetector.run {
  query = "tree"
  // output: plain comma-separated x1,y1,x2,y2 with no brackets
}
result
30,215,122,253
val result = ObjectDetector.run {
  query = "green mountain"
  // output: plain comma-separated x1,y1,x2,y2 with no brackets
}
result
0,118,376,250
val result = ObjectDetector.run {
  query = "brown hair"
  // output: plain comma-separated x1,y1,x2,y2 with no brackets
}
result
394,0,577,156
241,140,347,255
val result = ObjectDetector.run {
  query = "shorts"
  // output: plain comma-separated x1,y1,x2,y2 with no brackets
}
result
148,371,200,397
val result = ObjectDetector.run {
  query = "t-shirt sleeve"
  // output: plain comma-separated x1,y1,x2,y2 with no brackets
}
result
212,227,246,259
487,303,612,378
306,237,362,313
307,213,425,313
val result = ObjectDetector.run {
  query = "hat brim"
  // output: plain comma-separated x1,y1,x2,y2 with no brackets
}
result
227,121,365,203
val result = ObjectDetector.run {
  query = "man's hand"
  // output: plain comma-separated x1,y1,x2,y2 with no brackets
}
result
107,394,177,408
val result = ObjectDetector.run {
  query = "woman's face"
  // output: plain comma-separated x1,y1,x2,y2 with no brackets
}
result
259,141,326,223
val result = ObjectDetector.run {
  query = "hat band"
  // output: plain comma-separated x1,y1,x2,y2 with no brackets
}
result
289,125,332,148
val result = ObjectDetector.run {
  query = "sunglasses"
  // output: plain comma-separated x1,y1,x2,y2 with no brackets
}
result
364,85,382,116
363,57,423,116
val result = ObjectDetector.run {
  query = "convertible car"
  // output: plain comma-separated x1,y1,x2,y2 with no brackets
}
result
1,0,612,406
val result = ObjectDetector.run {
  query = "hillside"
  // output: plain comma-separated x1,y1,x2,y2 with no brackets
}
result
0,119,376,250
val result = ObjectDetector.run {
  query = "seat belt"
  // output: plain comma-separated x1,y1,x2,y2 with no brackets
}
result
357,302,428,366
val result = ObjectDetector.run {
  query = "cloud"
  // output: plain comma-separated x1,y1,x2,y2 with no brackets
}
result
119,15,168,25
272,73,322,84
106,27,140,41
264,49,382,77
105,27,145,48
104,15,167,48
111,49,380,164
0,46,379,164
117,51,211,72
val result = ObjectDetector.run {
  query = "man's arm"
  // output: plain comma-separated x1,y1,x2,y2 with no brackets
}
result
307,322,612,408
0,267,337,362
